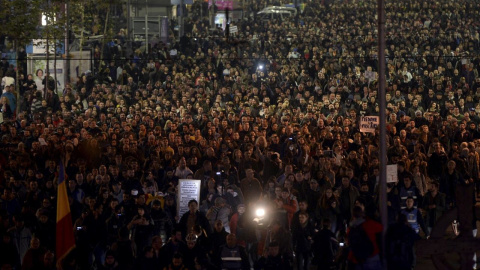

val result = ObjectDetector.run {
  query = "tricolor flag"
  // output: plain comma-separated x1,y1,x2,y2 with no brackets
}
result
56,159,75,266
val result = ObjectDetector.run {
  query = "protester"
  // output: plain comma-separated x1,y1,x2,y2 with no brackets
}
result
0,0,479,268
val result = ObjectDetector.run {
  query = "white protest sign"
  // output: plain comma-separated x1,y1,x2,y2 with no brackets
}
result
177,179,201,218
387,164,398,183
360,116,379,133
230,26,238,35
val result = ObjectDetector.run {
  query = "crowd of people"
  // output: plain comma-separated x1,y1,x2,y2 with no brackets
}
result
1,0,480,269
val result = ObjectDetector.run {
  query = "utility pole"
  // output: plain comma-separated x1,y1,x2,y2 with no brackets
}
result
209,0,216,30
127,0,132,56
42,10,50,98
65,1,70,85
178,0,185,40
145,0,148,54
377,0,387,268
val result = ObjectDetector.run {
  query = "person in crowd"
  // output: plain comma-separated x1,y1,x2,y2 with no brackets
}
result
263,219,293,264
254,241,291,270
8,214,32,264
338,176,359,224
401,197,428,236
99,250,120,270
423,181,446,234
385,183,401,225
163,253,188,270
162,227,188,266
206,197,231,232
386,214,419,270
135,246,157,270
210,220,229,254
0,231,20,269
127,205,154,254
0,0,479,268
179,199,211,238
291,212,315,270
216,233,250,270
347,206,383,270
399,173,423,209
311,218,338,270
110,226,136,270
273,188,297,229
21,236,46,270
240,168,263,204
182,233,208,270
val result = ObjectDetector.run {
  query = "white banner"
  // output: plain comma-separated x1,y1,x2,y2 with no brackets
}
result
177,179,201,218
360,116,379,133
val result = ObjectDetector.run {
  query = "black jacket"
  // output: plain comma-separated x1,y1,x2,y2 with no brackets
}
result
178,210,212,237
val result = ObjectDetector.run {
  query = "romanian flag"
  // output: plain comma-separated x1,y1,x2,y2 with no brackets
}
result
56,159,75,266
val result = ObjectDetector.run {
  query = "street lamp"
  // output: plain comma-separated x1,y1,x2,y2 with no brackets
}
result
41,14,47,26
40,12,56,96
41,13,49,96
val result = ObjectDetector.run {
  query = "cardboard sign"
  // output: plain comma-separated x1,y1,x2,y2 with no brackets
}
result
387,164,398,183
360,116,379,133
177,179,201,218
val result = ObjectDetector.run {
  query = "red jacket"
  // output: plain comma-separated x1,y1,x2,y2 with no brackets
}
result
347,218,383,263
281,197,298,227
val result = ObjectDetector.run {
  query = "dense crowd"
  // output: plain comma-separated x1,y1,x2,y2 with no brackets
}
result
1,0,480,269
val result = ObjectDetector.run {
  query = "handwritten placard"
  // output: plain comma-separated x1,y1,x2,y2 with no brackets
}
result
360,116,379,133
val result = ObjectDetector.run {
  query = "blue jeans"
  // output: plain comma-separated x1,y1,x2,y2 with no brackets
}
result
354,254,382,270
296,251,311,270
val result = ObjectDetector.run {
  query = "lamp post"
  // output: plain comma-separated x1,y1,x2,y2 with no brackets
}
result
178,0,185,40
145,0,149,54
41,13,49,97
377,0,387,268
65,1,70,85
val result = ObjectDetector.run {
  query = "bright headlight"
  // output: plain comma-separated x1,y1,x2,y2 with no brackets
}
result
255,208,265,217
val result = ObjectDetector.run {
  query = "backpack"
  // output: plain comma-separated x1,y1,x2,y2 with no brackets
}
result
348,223,374,262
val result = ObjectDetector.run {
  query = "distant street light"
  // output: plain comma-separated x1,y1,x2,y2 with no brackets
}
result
41,13,47,26
41,13,56,26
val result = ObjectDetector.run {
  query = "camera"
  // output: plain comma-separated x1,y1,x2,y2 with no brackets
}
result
339,242,345,247
76,226,83,230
